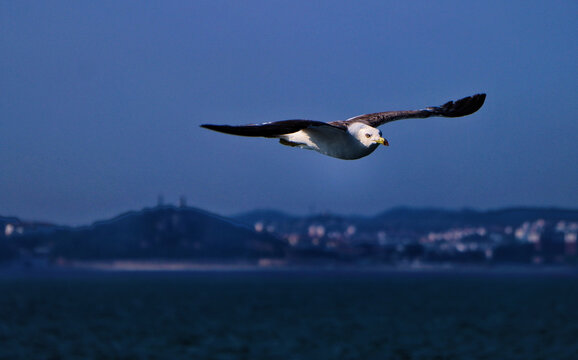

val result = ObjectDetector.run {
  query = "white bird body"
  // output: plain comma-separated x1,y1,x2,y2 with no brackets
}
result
280,123,382,160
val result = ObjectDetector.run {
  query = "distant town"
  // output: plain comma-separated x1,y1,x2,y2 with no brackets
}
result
2,203,578,270
235,207,578,266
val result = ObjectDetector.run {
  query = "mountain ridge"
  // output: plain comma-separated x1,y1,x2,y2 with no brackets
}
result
2,205,578,266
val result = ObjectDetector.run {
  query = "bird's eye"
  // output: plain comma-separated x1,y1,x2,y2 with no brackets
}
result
365,133,371,138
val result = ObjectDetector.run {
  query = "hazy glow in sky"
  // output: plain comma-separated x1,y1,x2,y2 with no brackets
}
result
1,1,577,224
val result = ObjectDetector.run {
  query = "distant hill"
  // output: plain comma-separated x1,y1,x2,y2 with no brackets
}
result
232,207,578,265
9,206,286,262
0,216,20,226
3,206,578,266
1,216,57,262
233,207,578,232
367,207,578,231
0,216,56,234
233,209,297,225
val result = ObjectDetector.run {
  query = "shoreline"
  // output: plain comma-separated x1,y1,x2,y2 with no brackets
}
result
1,260,577,277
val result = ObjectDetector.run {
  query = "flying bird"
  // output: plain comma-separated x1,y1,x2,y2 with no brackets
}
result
201,93,486,160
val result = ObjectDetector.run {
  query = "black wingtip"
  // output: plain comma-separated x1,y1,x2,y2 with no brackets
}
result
200,124,243,135
431,93,486,118
201,124,238,133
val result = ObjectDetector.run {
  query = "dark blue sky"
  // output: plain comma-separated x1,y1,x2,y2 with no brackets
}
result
1,1,577,225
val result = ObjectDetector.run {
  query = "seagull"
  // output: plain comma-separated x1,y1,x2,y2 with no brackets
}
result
201,93,486,160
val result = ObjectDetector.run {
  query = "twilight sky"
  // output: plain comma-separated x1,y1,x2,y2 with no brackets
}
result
1,1,577,225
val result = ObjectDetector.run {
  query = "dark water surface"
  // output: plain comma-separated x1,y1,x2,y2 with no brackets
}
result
1,270,577,359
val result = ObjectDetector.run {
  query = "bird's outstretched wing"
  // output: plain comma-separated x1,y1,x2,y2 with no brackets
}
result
339,93,486,128
201,119,347,138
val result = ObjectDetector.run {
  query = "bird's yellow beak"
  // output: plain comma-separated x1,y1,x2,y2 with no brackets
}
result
376,137,389,146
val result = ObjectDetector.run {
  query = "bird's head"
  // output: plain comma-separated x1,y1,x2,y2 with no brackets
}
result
349,123,389,148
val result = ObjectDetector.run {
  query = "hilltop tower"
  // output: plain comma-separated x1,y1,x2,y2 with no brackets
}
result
179,196,187,208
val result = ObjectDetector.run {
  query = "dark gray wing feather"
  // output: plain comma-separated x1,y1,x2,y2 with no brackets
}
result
201,119,347,138
342,93,486,128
